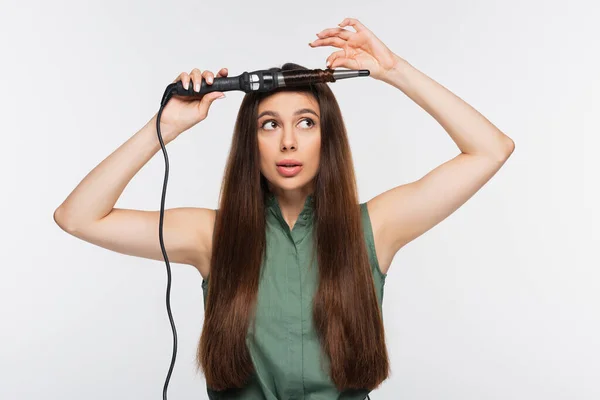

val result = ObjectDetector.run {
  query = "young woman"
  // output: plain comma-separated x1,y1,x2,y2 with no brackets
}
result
54,17,514,400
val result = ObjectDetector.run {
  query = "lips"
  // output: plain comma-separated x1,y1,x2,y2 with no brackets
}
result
276,159,303,167
276,164,303,177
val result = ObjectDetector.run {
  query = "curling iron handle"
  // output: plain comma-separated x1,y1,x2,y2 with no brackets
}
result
172,76,242,96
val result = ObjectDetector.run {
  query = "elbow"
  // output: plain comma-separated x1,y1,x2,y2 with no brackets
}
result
54,207,77,233
503,137,515,161
505,137,515,156
493,136,515,163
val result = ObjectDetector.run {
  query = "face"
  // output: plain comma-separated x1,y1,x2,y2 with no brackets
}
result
257,91,321,196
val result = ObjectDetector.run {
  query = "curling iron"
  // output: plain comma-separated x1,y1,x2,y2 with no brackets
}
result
161,67,369,106
155,67,369,399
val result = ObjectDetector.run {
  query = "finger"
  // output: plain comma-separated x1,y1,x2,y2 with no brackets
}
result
174,71,191,90
339,17,368,32
215,67,228,77
316,27,352,41
197,91,226,119
326,50,346,68
190,68,203,92
331,56,358,70
202,70,215,85
310,36,346,49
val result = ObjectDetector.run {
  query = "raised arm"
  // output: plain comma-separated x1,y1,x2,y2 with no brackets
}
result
54,67,228,278
311,18,515,274
370,57,514,263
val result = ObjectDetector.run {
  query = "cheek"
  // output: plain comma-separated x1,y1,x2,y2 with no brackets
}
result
257,141,274,170
310,136,321,161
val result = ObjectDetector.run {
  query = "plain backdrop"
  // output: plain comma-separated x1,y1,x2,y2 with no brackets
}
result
1,0,598,399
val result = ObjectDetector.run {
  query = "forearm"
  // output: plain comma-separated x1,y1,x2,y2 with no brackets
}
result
382,56,514,160
54,113,166,228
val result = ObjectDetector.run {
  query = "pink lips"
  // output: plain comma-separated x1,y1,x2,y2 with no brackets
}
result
276,165,303,177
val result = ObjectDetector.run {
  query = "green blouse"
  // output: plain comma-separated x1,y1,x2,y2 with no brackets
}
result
201,193,387,399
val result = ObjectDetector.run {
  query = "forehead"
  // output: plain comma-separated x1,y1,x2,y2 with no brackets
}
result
257,91,318,114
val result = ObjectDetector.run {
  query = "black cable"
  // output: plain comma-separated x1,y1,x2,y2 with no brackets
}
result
154,102,177,400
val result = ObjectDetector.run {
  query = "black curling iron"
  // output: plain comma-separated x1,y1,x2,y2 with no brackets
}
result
155,67,369,400
161,67,369,106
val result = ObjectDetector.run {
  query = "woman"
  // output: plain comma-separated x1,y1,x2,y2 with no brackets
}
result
54,17,514,400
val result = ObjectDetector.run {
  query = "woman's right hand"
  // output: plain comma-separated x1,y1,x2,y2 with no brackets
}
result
155,67,229,141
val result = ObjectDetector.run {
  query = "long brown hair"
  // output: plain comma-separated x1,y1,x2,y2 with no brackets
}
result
197,62,390,392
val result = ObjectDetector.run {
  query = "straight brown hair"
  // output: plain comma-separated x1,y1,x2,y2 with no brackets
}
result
196,62,390,392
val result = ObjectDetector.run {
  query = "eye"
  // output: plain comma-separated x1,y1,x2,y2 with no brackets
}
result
299,118,315,128
261,120,278,130
260,118,316,131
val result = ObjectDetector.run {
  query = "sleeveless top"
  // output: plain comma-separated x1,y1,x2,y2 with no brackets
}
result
201,193,387,399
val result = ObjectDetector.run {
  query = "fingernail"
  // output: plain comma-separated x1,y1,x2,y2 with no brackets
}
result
195,83,200,92
184,81,189,90
208,77,213,84
217,94,226,99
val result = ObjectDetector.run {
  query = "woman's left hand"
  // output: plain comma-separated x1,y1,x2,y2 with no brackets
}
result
309,17,403,81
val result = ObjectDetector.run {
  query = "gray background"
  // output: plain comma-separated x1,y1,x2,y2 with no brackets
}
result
1,0,598,399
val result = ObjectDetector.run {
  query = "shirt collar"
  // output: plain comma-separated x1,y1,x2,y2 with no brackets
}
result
265,192,315,226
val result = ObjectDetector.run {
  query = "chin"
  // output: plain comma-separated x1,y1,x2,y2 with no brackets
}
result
269,172,312,188
276,176,306,186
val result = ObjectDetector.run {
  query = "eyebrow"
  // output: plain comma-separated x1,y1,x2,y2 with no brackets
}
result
257,108,319,120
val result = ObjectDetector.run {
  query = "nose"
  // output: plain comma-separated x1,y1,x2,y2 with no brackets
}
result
280,125,297,150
